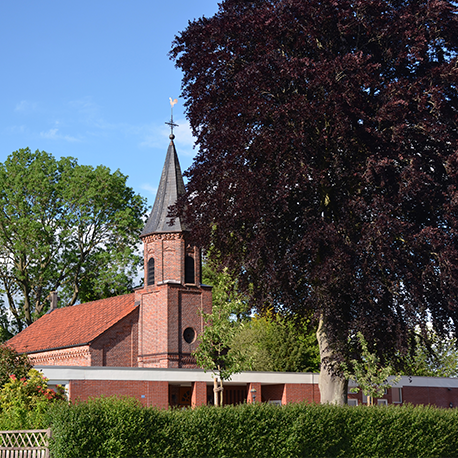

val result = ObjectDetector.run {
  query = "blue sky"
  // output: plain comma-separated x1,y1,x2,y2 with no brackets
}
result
1,1,220,209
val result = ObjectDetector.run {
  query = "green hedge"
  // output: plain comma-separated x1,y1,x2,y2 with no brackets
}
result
46,398,458,458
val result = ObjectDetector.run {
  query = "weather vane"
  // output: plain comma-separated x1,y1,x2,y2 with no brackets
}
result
165,97,179,139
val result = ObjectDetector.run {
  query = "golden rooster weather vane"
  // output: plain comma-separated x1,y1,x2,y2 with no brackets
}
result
166,98,179,139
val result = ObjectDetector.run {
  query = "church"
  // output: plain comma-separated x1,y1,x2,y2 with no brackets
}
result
7,129,212,371
7,127,458,409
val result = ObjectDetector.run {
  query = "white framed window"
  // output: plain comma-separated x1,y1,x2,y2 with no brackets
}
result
392,387,402,403
348,399,358,406
377,399,388,406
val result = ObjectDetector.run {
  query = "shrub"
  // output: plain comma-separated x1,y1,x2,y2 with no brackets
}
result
48,400,458,458
0,344,32,389
48,396,173,458
0,368,65,430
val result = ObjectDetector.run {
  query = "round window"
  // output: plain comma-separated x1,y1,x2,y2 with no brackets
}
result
183,327,196,344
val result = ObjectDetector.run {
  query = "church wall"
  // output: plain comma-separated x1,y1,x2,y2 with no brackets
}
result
143,233,185,285
137,286,169,368
91,308,139,367
178,286,212,368
165,285,180,367
69,379,168,408
137,281,212,369
29,346,92,366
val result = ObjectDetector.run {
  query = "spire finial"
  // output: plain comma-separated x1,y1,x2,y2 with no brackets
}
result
166,98,179,139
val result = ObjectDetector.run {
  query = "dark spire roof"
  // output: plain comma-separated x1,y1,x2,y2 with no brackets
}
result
141,136,186,236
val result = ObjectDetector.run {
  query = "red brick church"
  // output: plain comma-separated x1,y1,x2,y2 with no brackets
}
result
7,131,212,370
7,128,458,409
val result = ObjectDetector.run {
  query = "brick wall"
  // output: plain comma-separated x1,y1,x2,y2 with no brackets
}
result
29,345,92,366
137,230,212,369
282,383,319,404
69,379,168,408
91,309,139,367
143,233,185,285
402,386,458,408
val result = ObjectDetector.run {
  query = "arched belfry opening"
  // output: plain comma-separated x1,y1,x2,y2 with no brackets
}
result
147,257,155,286
185,255,195,284
135,100,212,369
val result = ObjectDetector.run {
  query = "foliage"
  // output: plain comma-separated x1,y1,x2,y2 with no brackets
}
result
402,331,458,378
171,0,458,374
0,368,65,430
0,148,147,334
48,397,170,458
195,263,249,404
0,344,32,389
48,399,458,458
232,313,320,373
197,261,319,391
343,332,400,406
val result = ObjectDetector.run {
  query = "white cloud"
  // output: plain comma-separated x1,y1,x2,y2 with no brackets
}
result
40,127,80,142
41,128,59,139
68,96,100,118
15,100,37,113
140,183,157,196
5,125,26,134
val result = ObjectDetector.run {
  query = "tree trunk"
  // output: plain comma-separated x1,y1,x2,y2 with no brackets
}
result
214,377,219,406
220,379,224,407
213,376,224,406
317,317,348,405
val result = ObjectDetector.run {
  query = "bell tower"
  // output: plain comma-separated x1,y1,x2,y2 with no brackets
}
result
136,104,212,368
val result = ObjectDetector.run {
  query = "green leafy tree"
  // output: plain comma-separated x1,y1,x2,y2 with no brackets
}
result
403,331,458,378
172,0,458,403
194,263,249,406
343,332,400,406
232,314,320,373
0,297,13,342
0,344,32,389
0,148,147,334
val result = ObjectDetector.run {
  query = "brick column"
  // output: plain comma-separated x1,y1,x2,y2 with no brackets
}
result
247,383,261,404
191,381,207,408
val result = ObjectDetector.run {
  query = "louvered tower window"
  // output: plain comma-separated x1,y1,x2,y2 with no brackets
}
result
147,257,155,286
185,255,195,284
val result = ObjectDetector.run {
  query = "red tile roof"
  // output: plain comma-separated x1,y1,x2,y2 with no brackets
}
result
7,293,138,354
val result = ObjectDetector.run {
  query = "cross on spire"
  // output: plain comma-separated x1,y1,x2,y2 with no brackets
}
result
166,97,179,139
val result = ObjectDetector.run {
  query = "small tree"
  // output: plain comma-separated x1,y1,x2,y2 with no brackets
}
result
343,332,400,406
193,265,249,406
0,344,32,389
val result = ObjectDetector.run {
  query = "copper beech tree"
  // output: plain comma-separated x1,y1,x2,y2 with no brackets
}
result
172,0,458,404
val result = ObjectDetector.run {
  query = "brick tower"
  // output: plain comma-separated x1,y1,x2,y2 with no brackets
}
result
136,129,212,368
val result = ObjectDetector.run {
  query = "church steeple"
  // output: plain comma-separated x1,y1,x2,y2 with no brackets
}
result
141,138,185,235
135,100,212,369
142,98,185,236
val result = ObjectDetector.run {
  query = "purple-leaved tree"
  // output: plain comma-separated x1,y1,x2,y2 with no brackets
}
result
172,0,458,404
